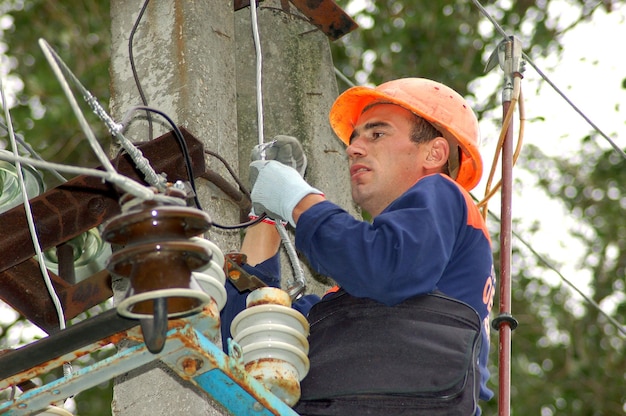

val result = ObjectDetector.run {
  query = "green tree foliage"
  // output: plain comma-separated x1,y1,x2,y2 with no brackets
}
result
0,0,111,174
331,0,616,107
330,1,625,414
1,1,113,414
0,1,624,415
511,142,626,415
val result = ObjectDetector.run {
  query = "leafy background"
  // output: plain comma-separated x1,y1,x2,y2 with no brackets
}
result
0,0,624,415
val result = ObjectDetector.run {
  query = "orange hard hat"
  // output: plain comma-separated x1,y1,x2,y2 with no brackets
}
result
329,78,483,191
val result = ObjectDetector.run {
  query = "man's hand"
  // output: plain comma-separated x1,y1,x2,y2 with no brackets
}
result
249,160,323,227
251,135,307,176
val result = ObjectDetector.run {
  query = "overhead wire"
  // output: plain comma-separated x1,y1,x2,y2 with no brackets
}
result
468,0,624,335
248,2,306,298
0,152,180,204
470,0,625,160
0,121,67,184
0,77,66,331
38,39,118,177
129,0,154,142
495,207,626,338
39,38,207,212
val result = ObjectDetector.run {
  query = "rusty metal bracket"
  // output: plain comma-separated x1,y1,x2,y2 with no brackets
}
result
0,307,299,416
0,127,206,333
234,0,358,40
225,252,268,293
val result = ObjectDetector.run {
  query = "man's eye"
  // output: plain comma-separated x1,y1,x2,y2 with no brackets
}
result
371,132,384,140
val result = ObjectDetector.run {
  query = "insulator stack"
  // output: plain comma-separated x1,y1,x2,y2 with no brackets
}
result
102,189,224,352
230,287,310,407
191,237,227,311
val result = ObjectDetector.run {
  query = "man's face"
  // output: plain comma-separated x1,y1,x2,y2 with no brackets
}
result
346,104,429,217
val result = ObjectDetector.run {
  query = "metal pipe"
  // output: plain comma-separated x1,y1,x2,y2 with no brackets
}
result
498,97,514,416
497,37,522,416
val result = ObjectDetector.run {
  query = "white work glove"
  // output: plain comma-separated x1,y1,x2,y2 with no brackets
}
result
251,135,307,176
249,160,323,227
249,135,308,225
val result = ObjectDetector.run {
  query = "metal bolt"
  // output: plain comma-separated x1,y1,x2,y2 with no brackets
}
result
181,356,203,376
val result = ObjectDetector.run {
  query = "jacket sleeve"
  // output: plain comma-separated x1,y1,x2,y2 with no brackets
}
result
295,175,467,305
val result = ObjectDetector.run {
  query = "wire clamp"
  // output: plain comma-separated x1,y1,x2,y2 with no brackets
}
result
491,313,519,331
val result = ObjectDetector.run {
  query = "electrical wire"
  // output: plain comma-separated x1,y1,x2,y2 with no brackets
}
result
479,201,626,338
204,149,251,201
119,105,202,209
39,39,169,194
0,121,67,184
0,152,183,205
250,1,265,147
470,0,625,160
248,1,306,297
0,77,66,331
38,39,118,176
128,0,154,142
334,67,356,88
467,0,625,337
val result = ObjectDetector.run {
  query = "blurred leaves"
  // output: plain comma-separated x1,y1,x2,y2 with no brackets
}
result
0,0,624,415
0,0,111,179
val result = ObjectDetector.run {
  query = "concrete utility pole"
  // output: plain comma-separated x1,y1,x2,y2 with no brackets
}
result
109,1,354,414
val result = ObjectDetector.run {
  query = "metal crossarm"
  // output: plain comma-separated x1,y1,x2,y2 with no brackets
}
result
0,307,299,416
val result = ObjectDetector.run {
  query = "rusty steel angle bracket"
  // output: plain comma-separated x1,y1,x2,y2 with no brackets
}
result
234,0,358,40
0,127,206,332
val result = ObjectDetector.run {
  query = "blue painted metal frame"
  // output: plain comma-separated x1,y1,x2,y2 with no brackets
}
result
0,308,300,416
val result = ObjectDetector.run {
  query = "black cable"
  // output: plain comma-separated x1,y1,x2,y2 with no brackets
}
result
129,0,153,142
123,105,200,210
213,213,268,230
121,106,270,230
204,149,251,200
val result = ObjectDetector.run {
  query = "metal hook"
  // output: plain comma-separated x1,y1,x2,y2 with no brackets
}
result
139,297,168,354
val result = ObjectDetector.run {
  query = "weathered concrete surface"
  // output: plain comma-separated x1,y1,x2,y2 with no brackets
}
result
109,1,235,414
235,0,358,297
109,0,356,414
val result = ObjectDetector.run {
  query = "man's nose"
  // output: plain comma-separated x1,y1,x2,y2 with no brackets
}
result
346,136,365,158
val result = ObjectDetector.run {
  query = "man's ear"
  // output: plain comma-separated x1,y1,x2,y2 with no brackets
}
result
424,137,449,170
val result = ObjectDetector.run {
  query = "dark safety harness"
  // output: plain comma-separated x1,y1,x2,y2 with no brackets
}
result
294,288,482,416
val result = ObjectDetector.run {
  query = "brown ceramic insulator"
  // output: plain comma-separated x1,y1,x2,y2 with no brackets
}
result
102,205,211,246
108,240,211,316
102,193,214,323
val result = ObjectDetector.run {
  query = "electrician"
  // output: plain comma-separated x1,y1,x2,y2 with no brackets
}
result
223,78,496,415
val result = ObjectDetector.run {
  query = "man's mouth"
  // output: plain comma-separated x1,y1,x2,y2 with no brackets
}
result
350,164,370,177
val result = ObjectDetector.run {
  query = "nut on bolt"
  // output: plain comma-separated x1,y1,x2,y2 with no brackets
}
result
181,356,203,376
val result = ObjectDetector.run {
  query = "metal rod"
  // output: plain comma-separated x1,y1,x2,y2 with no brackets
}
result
498,40,516,416
498,99,514,416
0,308,136,381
